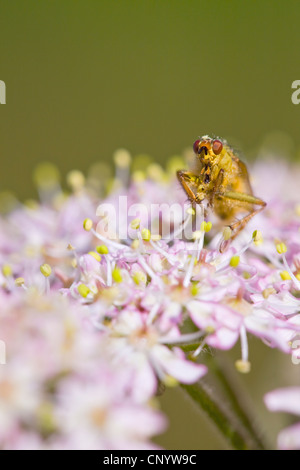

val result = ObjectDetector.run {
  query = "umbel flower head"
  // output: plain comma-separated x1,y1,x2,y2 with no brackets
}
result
0,150,299,449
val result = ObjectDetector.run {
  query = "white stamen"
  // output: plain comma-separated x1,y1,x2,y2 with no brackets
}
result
138,256,162,288
240,325,249,362
196,232,205,260
105,255,112,287
146,303,161,326
115,167,130,188
137,230,146,253
91,318,111,331
215,236,253,272
91,229,128,251
168,210,192,242
183,209,205,287
282,254,300,290
264,253,285,270
45,277,50,295
149,240,178,266
183,249,196,288
159,330,204,345
192,336,208,358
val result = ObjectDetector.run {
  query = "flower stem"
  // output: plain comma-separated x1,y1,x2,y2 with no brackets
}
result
209,356,267,450
180,377,266,450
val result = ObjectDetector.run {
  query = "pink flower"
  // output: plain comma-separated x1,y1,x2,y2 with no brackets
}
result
105,309,207,401
55,370,167,450
264,387,300,450
1,152,300,448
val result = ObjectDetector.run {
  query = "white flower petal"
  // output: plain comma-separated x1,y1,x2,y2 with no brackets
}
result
264,387,300,416
151,344,207,383
277,422,300,450
206,327,239,350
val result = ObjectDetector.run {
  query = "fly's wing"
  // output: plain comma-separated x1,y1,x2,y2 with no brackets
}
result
232,158,253,195
189,154,204,175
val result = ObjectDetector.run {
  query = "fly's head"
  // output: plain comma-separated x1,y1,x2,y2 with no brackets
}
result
193,136,225,186
193,136,224,163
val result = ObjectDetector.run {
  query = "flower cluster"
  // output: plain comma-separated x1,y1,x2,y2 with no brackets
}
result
0,152,299,449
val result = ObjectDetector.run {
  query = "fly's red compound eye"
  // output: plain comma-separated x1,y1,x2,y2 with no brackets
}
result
212,139,223,155
193,140,201,154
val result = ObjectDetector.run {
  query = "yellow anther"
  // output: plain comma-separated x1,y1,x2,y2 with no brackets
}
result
71,258,78,268
147,163,165,182
295,204,300,217
112,268,123,283
163,375,179,387
280,271,291,281
2,264,12,277
296,273,300,281
200,221,206,232
131,239,140,250
113,149,132,168
141,228,151,241
40,263,52,277
83,218,93,231
262,287,276,299
166,156,185,174
77,284,90,298
191,284,199,296
67,243,75,251
187,207,196,216
24,199,39,210
33,162,60,189
132,154,153,172
133,271,147,285
205,326,215,334
235,360,251,374
15,277,25,286
66,170,85,191
223,226,232,241
132,171,146,183
96,245,109,255
130,218,140,230
276,242,287,254
243,271,251,279
88,251,101,262
252,230,263,245
230,255,240,268
36,402,56,434
204,221,212,232
151,234,161,241
192,230,202,240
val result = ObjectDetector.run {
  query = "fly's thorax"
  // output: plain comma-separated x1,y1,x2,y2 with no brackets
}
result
211,164,220,185
218,152,233,171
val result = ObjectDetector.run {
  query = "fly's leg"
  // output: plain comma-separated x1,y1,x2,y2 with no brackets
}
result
218,191,266,252
177,170,203,205
208,169,224,208
229,205,265,238
177,170,207,229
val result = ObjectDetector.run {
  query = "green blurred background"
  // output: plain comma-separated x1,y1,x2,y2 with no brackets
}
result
1,0,300,199
1,0,300,449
